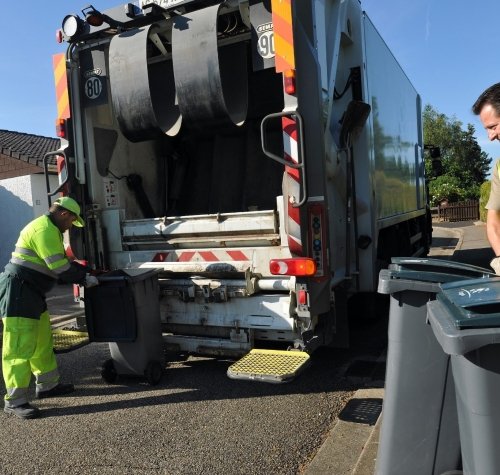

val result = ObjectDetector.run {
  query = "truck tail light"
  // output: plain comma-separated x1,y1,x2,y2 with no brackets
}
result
56,118,67,138
284,69,296,95
270,258,316,276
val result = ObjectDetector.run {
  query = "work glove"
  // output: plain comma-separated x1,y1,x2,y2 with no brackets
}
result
84,274,100,288
490,257,500,275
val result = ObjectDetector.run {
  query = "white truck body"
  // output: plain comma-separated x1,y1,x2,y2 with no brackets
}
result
52,0,430,357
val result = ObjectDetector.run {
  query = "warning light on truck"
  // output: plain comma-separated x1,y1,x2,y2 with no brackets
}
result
61,14,83,40
284,70,296,95
55,118,67,139
269,258,317,276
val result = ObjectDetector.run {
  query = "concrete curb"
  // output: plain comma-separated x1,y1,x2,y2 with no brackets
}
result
304,388,384,475
306,223,490,475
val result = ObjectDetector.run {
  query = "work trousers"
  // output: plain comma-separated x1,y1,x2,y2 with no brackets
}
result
2,311,59,407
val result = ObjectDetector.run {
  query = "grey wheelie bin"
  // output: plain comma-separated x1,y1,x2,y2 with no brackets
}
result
375,258,493,475
428,277,500,475
85,269,164,385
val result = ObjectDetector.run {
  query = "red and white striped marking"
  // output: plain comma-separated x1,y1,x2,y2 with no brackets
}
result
282,116,302,255
57,155,66,187
153,250,251,263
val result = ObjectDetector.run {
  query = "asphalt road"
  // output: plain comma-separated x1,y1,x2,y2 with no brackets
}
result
3,221,477,474
0,296,388,475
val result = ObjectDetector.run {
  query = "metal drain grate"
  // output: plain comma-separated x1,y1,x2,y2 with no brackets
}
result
339,398,383,425
227,349,311,383
52,330,89,353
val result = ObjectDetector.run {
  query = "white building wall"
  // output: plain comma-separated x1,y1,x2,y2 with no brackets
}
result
0,173,58,268
31,174,59,218
0,176,34,268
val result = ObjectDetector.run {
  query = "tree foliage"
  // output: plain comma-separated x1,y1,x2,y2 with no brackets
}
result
423,104,491,205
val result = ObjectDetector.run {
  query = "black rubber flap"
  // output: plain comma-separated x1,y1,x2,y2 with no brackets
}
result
171,3,248,128
438,277,500,329
109,26,181,142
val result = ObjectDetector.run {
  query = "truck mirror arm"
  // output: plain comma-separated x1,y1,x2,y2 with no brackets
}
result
339,100,371,149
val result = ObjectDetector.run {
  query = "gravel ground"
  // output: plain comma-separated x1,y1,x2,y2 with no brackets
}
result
0,326,386,475
0,223,483,474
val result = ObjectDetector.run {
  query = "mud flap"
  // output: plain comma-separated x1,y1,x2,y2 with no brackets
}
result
227,349,310,383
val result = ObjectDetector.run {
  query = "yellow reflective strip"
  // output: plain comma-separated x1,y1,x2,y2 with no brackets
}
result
53,53,70,119
274,37,295,72
272,0,292,24
271,0,295,72
35,368,59,385
44,253,66,265
14,246,37,257
10,256,56,278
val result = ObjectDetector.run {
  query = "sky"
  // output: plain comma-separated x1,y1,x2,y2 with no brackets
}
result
0,0,498,173
362,0,499,174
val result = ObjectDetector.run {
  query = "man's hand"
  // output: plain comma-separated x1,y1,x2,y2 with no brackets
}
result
84,274,99,288
490,257,500,275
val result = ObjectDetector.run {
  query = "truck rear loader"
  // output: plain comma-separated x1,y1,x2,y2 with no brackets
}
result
48,0,431,381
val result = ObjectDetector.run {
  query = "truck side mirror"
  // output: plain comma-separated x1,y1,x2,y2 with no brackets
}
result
425,146,442,176
429,146,441,159
432,158,443,176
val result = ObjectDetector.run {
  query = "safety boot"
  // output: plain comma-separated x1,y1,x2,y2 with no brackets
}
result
4,403,40,420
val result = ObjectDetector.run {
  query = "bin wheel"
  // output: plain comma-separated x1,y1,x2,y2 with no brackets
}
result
101,359,118,384
145,361,163,385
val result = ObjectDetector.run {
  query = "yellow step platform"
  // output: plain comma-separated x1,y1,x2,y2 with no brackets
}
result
52,329,89,353
0,329,89,353
227,349,311,383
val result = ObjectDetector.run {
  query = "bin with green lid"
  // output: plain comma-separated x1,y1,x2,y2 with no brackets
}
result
428,277,500,475
375,258,493,475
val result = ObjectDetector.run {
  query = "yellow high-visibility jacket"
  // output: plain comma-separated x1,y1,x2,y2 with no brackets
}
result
0,214,88,319
11,214,71,279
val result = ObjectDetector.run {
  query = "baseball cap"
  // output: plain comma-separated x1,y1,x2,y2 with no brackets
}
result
54,197,85,227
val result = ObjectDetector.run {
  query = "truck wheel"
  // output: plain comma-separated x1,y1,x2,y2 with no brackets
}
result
101,359,118,384
145,361,163,385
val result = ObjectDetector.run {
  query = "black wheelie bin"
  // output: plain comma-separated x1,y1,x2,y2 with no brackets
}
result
375,257,493,475
428,277,500,475
85,269,164,385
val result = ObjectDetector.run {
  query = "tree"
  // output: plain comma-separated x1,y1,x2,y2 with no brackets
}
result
423,105,491,205
428,175,464,205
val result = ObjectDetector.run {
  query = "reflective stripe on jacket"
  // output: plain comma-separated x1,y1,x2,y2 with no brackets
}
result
11,214,70,278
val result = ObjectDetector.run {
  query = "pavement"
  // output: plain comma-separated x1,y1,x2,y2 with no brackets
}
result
304,220,493,475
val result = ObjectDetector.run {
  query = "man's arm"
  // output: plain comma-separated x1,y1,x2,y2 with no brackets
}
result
487,209,500,255
485,160,500,273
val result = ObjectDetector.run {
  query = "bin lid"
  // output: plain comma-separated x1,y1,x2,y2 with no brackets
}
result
437,277,500,329
390,257,493,281
378,258,493,295
97,268,159,283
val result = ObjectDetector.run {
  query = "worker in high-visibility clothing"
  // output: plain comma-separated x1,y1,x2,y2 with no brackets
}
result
1,196,98,419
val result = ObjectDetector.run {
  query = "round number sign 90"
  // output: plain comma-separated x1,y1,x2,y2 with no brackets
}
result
85,77,102,99
257,32,275,59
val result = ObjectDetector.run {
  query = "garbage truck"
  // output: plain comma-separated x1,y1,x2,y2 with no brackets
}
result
47,0,431,380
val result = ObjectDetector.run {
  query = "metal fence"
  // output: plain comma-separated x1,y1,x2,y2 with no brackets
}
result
433,199,480,222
